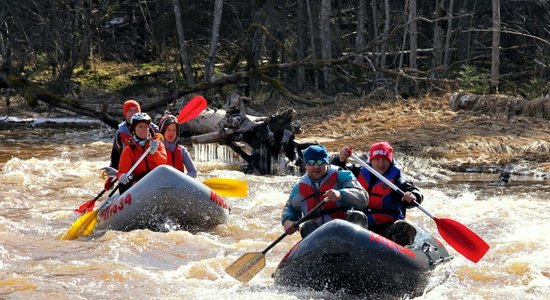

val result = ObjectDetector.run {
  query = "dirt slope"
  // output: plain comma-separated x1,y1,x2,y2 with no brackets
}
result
285,94,550,174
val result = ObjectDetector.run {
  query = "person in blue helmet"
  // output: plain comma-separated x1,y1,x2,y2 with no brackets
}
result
281,145,369,238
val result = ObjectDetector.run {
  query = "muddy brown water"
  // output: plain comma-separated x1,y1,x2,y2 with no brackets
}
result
0,125,548,299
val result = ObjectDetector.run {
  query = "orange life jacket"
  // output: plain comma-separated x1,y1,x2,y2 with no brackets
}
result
117,139,167,183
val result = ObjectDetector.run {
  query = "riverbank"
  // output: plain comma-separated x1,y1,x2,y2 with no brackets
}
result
2,92,550,177
284,93,550,177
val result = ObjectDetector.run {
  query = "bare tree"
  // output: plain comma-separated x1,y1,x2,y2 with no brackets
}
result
369,0,379,66
356,0,366,59
306,0,319,89
443,0,455,69
490,0,500,93
296,0,306,89
204,0,224,82
381,0,390,69
173,0,194,85
408,0,418,70
320,0,333,90
431,0,445,78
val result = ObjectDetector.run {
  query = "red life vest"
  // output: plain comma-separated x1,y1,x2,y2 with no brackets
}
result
118,139,167,182
119,131,132,147
166,144,186,173
297,168,348,224
357,164,405,225
116,122,133,149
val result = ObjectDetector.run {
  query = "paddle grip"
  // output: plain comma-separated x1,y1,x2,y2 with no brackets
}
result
263,198,329,255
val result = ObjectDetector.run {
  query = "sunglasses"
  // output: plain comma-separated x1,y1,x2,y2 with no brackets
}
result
306,159,327,166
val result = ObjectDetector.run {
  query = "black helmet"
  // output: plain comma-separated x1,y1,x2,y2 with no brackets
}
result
158,114,179,136
130,112,152,132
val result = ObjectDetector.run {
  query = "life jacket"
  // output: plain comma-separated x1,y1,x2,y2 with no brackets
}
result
297,167,348,225
116,122,133,149
357,164,405,226
166,144,186,173
119,139,166,182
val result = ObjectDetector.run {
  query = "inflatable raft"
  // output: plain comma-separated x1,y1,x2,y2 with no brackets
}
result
273,219,453,297
95,165,229,232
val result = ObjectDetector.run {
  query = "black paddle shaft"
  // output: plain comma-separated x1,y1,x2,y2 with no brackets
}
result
262,198,329,255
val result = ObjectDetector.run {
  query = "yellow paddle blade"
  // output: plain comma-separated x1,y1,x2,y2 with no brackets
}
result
225,252,266,283
81,212,98,236
203,178,248,197
61,210,99,240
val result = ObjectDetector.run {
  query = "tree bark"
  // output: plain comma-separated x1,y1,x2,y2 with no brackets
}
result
381,0,390,68
296,0,306,89
431,0,445,78
306,0,319,89
204,0,223,82
173,0,195,85
408,0,418,70
320,0,333,90
443,0,455,69
369,0,379,66
356,0,366,59
490,0,500,93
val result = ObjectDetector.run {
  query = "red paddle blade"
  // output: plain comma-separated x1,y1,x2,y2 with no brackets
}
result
435,217,489,263
177,95,207,124
74,200,96,214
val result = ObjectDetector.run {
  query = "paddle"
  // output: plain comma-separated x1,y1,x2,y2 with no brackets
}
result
203,178,248,197
61,144,153,240
72,96,208,214
177,95,207,124
225,198,329,283
350,153,489,263
74,178,117,214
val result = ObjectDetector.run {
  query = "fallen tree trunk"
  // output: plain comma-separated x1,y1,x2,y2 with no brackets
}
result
446,92,550,120
184,95,312,174
0,64,120,128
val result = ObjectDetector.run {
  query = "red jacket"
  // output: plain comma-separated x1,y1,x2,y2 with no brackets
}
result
117,139,167,181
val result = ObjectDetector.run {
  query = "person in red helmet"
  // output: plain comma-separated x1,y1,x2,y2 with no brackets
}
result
331,142,422,246
158,114,197,178
116,112,167,193
105,100,159,190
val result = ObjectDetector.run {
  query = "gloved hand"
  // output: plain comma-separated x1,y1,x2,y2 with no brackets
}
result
154,132,164,141
149,140,159,155
283,220,298,235
339,146,352,162
100,166,118,179
119,173,132,185
104,178,113,190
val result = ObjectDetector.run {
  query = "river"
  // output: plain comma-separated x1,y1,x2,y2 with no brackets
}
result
0,125,549,299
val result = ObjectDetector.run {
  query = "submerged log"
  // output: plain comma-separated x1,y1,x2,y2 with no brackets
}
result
183,95,311,174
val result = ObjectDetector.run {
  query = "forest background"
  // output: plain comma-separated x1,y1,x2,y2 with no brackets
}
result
1,0,549,174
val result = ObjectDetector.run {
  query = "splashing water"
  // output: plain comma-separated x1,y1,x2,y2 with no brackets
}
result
0,126,549,299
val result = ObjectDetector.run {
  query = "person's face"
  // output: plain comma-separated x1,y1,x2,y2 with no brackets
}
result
164,123,177,142
305,160,328,180
135,122,149,139
371,157,391,174
125,107,140,123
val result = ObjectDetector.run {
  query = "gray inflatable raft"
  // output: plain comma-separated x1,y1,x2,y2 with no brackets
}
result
96,165,229,232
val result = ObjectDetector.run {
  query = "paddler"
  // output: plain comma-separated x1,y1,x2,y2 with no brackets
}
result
281,144,369,238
